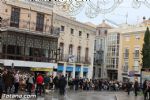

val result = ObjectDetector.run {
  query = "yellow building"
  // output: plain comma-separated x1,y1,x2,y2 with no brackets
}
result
108,24,149,82
120,25,150,82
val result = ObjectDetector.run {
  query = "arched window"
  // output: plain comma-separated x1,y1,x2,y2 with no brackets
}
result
59,42,64,60
77,46,81,62
85,48,89,62
69,44,73,55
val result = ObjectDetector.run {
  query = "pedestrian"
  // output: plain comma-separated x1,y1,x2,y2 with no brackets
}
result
134,80,139,96
14,71,20,94
35,73,44,96
143,80,148,100
27,74,35,94
0,69,4,99
126,81,132,95
58,75,67,95
3,70,14,94
53,76,59,90
44,74,50,90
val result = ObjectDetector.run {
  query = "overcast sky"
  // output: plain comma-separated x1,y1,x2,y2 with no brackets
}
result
75,0,150,25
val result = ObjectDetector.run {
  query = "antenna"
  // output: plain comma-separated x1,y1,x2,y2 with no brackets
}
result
125,12,128,24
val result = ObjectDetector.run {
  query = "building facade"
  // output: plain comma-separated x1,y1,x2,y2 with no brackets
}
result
120,26,147,82
94,20,111,79
53,14,96,79
0,0,59,72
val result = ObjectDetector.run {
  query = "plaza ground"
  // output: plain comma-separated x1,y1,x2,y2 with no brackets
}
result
2,90,144,100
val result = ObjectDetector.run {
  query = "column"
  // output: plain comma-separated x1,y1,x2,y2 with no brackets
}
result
72,64,75,78
80,66,83,78
88,66,93,79
63,62,66,76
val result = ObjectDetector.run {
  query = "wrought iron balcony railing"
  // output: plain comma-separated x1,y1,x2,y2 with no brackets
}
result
0,18,60,37
58,54,91,64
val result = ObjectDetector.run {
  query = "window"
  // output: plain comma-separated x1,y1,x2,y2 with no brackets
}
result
124,48,129,58
70,28,74,34
87,33,89,38
36,13,44,31
104,30,107,35
59,43,64,60
85,48,89,62
69,44,73,55
99,30,101,35
124,62,128,72
134,60,139,71
61,25,65,31
79,31,82,36
10,7,20,28
77,46,81,62
135,35,140,40
134,49,139,58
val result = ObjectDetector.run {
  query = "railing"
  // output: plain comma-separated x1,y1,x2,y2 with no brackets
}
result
58,54,91,64
0,53,55,63
0,18,60,37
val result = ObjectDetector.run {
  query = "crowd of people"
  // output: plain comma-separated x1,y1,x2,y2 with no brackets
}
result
0,68,150,100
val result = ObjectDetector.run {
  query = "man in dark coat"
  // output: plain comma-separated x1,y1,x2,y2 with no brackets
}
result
53,76,59,90
143,80,148,100
126,81,132,95
59,75,67,95
134,80,139,96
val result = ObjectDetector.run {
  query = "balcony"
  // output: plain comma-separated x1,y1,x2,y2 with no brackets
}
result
0,53,55,63
58,54,91,64
0,18,60,37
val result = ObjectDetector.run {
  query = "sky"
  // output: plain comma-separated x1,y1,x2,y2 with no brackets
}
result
74,0,150,25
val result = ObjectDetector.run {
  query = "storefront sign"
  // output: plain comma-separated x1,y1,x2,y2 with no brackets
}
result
31,68,53,71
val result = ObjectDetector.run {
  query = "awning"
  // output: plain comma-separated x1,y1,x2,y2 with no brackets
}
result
31,68,53,72
75,67,81,72
66,66,73,72
83,68,88,72
57,65,64,71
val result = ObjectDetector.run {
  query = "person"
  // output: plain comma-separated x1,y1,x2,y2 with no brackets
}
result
59,75,67,95
134,80,139,96
35,73,44,96
143,80,148,100
53,76,59,90
74,78,79,91
3,70,14,94
44,74,50,90
126,81,132,95
0,69,4,99
14,71,20,93
27,74,35,94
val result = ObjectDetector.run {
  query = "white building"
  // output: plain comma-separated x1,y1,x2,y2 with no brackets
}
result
53,13,96,79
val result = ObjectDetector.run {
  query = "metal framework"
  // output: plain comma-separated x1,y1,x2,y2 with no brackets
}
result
53,0,150,18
